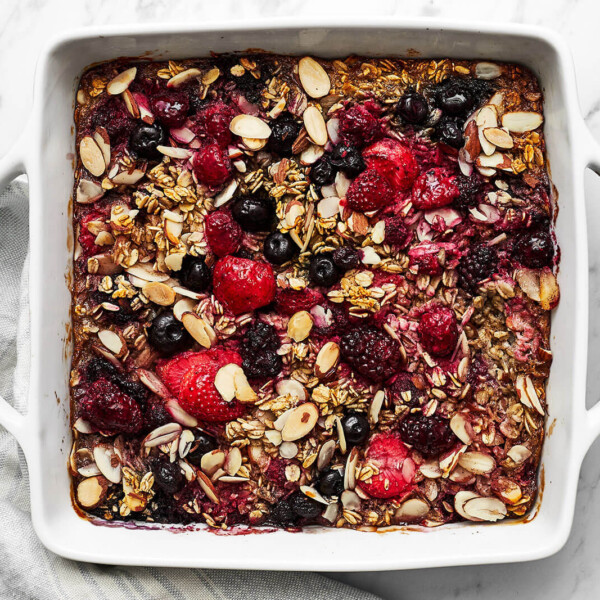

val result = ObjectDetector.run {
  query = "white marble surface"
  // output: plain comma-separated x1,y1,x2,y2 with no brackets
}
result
2,0,600,597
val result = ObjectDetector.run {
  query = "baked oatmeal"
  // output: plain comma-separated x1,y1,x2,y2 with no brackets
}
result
69,54,559,530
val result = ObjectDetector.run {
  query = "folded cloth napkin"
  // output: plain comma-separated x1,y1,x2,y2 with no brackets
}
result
0,181,379,600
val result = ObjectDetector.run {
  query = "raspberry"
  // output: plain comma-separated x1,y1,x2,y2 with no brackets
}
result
274,288,323,316
458,245,498,294
338,104,382,147
79,378,143,434
358,433,414,499
240,321,282,379
383,216,411,249
418,306,459,357
411,168,460,210
346,170,394,212
192,142,232,188
363,138,419,192
213,256,276,315
467,352,489,388
340,326,402,382
78,211,106,258
156,351,207,397
512,229,554,269
205,209,242,257
408,242,444,276
179,348,246,422
192,101,236,148
390,372,425,407
398,413,457,456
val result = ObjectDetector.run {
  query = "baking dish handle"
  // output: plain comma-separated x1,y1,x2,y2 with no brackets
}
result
0,135,31,451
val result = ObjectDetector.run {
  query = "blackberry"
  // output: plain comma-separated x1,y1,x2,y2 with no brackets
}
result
289,492,322,520
142,398,172,431
454,173,485,212
86,357,118,382
113,375,149,406
86,358,148,405
270,499,296,526
433,78,493,117
241,321,282,379
398,413,457,456
458,245,498,294
383,216,411,248
243,321,280,351
512,229,554,268
243,350,282,379
332,246,360,271
340,326,402,382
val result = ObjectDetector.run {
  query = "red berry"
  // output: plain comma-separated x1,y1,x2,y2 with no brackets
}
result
274,287,323,316
418,305,459,357
156,350,207,397
383,215,412,248
358,433,414,499
205,209,242,257
79,378,143,434
411,168,459,210
213,256,276,315
193,142,232,188
363,138,419,192
79,211,106,257
150,91,189,128
192,101,236,148
178,349,246,422
346,170,394,212
338,104,382,147
408,242,444,276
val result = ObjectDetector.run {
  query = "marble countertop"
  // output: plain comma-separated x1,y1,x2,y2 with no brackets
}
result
2,0,600,597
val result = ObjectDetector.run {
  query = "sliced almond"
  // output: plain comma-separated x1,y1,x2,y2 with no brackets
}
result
458,451,496,475
76,179,104,204
395,498,429,522
300,144,325,165
164,252,186,272
314,341,340,378
281,402,319,442
214,364,238,402
202,67,221,85
317,196,340,219
303,106,328,146
98,330,124,355
341,489,361,510
420,461,443,479
265,429,283,446
167,68,202,88
229,114,272,139
335,416,347,455
501,111,543,133
515,268,541,301
507,445,532,464
539,269,559,310
80,136,106,177
483,127,513,149
317,439,336,471
164,219,183,244
178,429,195,458
93,444,122,484
301,484,329,505
454,490,482,521
201,450,226,477
450,413,472,445
94,231,114,246
142,281,175,306
370,390,385,425
165,399,198,427
143,423,182,448
463,496,507,522
476,152,512,170
275,379,307,402
322,503,339,523
214,179,239,208
476,106,498,156
107,67,137,95
298,57,331,99
173,298,197,321
241,137,267,151
76,476,108,509
287,310,314,342
475,62,502,80
516,374,544,415
233,368,258,403
224,447,243,476
122,89,140,119
157,145,193,160
126,263,169,282
196,470,220,503
92,128,111,167
111,169,145,185
181,313,215,348
279,441,299,459
344,447,359,491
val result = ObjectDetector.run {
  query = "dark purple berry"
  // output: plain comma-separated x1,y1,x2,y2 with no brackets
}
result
232,194,275,232
129,123,168,160
436,117,463,148
150,91,190,127
398,413,457,456
310,157,336,186
268,114,301,157
390,373,425,407
332,246,360,270
397,92,429,124
180,255,211,292
153,460,184,494
270,499,296,526
458,245,498,294
148,312,194,356
241,321,282,379
264,231,298,265
187,432,218,466
513,230,554,268
317,469,344,496
341,412,370,445
289,492,322,520
309,254,341,287
330,144,366,177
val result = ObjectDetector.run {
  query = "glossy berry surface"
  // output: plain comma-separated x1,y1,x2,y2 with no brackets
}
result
150,91,189,127
156,351,206,397
310,157,336,186
263,231,298,265
148,311,193,357
129,123,168,160
513,229,554,268
80,378,143,434
411,168,460,210
332,246,360,271
418,306,459,357
186,432,218,466
205,209,242,257
340,326,402,382
270,499,296,526
454,173,485,212
363,138,419,192
398,413,457,456
436,80,476,116
213,256,276,315
289,492,322,519
180,255,211,292
435,117,463,148
397,92,429,124
153,460,184,494
192,142,232,188
268,114,301,156
317,469,345,497
231,195,275,232
308,254,341,287
458,245,498,294
346,170,394,212
329,144,366,177
338,104,381,147
341,412,370,445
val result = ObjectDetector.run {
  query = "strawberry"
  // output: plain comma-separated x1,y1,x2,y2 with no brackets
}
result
358,432,415,499
411,168,459,210
346,170,394,212
205,209,242,257
192,142,232,188
274,287,323,316
213,256,276,315
363,138,419,192
156,351,206,397
178,348,246,422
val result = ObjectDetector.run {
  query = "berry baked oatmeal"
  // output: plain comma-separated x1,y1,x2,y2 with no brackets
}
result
69,55,559,530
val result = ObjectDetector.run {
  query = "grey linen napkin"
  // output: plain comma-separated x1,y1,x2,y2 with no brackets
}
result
0,180,380,600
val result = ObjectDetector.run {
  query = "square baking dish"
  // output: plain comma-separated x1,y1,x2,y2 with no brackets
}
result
1,19,600,571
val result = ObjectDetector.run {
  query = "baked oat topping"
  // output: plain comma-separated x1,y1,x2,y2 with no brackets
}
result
69,54,558,531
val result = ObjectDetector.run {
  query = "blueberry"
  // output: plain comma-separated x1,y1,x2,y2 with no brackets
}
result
436,117,463,149
289,492,322,520
270,499,296,526
148,312,193,357
309,254,340,287
180,255,211,292
332,246,360,271
129,123,168,160
341,412,370,445
396,92,429,125
263,231,298,265
231,194,275,232
268,114,301,157
330,144,366,178
186,432,218,466
310,157,336,186
317,469,344,497
153,460,184,494
437,80,475,116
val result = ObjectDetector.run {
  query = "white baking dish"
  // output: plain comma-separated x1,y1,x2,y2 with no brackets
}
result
1,18,600,571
